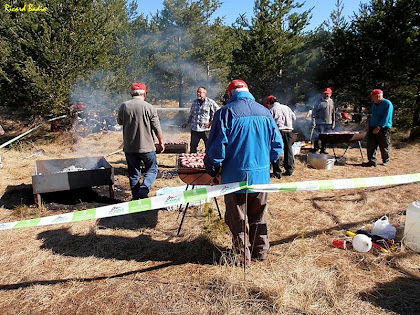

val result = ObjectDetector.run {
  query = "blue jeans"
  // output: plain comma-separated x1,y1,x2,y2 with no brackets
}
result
125,152,158,200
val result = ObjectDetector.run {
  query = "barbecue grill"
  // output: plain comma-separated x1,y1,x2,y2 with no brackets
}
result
156,142,188,154
32,156,114,206
176,155,221,235
319,131,366,162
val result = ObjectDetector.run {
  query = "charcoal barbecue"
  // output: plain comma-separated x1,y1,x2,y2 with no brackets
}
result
32,156,114,206
319,131,366,162
176,154,221,235
155,142,188,154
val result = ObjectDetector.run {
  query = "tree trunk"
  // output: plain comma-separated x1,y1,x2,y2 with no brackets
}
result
409,84,420,141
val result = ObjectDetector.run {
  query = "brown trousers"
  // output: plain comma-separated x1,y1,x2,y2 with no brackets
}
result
224,192,269,262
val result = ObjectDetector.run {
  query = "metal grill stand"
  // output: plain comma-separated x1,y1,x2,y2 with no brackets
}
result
319,132,366,162
176,183,222,236
176,158,222,235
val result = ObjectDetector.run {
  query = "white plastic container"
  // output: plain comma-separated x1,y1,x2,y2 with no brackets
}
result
404,201,420,252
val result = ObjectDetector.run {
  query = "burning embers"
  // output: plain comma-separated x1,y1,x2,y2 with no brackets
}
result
178,153,205,169
32,156,114,206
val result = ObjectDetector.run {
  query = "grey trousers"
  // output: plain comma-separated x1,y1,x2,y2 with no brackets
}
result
224,192,269,262
367,127,391,164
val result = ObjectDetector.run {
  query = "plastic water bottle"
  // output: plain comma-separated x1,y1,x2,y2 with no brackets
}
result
404,201,420,252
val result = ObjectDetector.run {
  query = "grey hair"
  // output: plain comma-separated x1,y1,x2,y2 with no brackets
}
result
131,90,146,96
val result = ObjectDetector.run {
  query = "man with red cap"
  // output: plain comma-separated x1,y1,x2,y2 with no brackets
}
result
265,95,296,178
311,87,335,154
363,89,393,167
118,83,165,199
204,79,283,266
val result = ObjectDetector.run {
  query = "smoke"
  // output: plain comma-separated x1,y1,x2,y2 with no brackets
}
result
276,91,366,142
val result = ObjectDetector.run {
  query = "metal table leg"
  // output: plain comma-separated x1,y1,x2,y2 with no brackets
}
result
357,140,365,162
177,184,194,235
177,186,222,235
177,202,190,236
214,197,222,219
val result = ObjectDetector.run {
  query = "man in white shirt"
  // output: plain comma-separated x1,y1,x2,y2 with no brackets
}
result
265,95,296,178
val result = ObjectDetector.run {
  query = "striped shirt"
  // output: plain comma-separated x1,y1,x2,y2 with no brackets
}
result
186,97,220,132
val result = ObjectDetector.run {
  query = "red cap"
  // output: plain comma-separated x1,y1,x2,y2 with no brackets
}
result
323,88,332,95
131,82,147,92
265,95,276,105
370,89,383,96
227,79,248,92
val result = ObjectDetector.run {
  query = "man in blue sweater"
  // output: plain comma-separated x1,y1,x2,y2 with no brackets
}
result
363,89,393,167
204,79,283,265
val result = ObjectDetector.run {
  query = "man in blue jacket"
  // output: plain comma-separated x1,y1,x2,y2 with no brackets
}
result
363,89,393,167
204,79,283,265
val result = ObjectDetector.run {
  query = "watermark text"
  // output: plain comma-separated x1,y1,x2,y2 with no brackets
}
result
5,4,47,12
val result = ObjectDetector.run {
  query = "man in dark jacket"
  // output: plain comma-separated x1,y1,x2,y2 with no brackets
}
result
118,83,164,200
204,79,283,266
312,88,335,154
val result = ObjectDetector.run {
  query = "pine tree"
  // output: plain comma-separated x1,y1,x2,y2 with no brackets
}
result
0,0,132,115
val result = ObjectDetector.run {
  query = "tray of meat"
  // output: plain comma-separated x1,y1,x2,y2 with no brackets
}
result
177,153,206,173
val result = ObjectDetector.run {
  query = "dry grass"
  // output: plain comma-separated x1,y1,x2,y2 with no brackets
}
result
0,110,420,314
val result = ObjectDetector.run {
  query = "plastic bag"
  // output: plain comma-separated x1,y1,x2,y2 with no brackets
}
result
371,216,396,239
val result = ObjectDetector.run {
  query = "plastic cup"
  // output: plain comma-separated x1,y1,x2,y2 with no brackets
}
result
332,239,347,249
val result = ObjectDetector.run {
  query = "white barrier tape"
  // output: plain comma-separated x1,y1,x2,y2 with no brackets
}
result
249,173,420,192
0,181,247,231
0,173,419,231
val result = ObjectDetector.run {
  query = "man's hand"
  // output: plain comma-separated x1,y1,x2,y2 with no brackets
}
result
373,127,380,134
204,122,212,128
156,143,165,153
181,123,187,129
332,122,335,130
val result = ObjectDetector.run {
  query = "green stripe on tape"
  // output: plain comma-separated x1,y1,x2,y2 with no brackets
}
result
278,182,298,191
184,188,208,203
319,180,334,190
382,176,396,185
72,208,97,222
129,198,152,213
408,173,420,181
239,181,248,190
14,218,41,229
352,178,367,188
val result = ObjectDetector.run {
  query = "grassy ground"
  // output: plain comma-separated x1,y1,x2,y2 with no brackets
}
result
0,110,419,314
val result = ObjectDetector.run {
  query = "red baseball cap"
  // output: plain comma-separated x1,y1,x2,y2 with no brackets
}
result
265,95,276,105
131,82,147,92
227,79,248,92
323,88,332,95
370,89,383,96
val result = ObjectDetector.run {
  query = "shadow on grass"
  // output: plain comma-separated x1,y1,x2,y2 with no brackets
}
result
360,276,420,315
0,184,34,209
35,227,217,264
0,261,178,291
0,184,121,210
97,209,159,229
0,227,221,291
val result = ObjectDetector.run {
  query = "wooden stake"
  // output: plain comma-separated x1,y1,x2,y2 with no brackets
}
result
244,173,248,278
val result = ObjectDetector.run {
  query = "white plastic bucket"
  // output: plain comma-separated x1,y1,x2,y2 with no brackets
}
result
404,201,420,252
